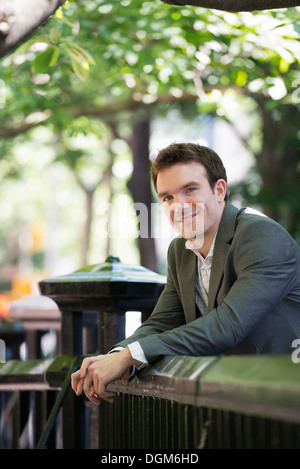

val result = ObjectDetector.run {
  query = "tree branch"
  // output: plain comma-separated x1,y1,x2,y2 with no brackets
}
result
0,110,51,138
0,92,198,138
161,0,300,11
0,0,66,59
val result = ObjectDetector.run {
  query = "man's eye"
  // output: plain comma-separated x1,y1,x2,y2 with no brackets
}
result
163,195,173,202
185,187,196,193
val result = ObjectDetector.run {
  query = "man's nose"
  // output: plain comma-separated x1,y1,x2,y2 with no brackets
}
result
172,199,184,215
172,200,192,217
173,193,187,207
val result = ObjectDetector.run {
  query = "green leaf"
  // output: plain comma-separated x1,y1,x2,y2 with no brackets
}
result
69,51,90,82
61,41,96,82
235,70,248,87
294,20,300,34
50,27,62,41
49,47,59,67
32,46,59,74
54,8,64,20
62,40,96,65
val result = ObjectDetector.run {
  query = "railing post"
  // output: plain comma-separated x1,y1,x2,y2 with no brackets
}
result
38,255,166,448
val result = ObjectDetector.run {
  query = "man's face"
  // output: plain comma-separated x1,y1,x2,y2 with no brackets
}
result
156,162,226,246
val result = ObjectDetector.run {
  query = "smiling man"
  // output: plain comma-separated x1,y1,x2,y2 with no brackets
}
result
156,152,226,256
71,142,300,405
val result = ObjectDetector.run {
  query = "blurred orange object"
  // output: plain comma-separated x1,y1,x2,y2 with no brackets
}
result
0,294,10,318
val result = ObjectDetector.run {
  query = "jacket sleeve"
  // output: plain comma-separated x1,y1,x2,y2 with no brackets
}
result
113,239,186,350
137,218,298,362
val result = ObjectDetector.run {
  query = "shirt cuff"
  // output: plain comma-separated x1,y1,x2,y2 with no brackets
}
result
127,341,148,370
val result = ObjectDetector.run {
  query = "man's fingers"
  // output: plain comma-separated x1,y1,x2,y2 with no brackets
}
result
75,377,84,396
84,384,100,405
80,355,104,378
91,374,115,403
96,390,115,403
87,382,115,404
82,370,94,396
121,367,130,386
81,370,114,403
87,392,114,404
71,370,83,395
88,394,101,405
73,349,133,405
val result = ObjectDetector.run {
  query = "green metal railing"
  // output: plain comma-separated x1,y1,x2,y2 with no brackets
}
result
1,354,300,449
0,355,83,449
111,395,300,449
35,356,81,449
102,354,300,449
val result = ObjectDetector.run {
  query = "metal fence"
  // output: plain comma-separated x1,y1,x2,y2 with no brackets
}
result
99,354,300,449
109,394,300,449
0,354,300,449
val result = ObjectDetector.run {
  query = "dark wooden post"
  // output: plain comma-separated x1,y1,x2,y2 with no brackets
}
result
38,255,166,448
39,255,165,355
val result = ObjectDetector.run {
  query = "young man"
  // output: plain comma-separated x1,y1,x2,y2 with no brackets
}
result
71,143,300,405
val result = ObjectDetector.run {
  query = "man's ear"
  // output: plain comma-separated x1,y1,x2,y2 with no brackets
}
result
215,179,227,202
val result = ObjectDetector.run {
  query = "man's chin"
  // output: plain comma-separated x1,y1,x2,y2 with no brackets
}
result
185,234,205,249
177,229,204,246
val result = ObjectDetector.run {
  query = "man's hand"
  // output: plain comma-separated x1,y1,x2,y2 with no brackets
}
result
71,348,141,405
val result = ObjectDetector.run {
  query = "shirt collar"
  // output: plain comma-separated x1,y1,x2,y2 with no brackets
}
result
185,234,216,262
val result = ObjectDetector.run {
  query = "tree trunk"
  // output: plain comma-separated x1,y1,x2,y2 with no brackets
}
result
127,115,158,272
254,97,299,236
81,188,94,267
0,0,66,58
103,147,114,259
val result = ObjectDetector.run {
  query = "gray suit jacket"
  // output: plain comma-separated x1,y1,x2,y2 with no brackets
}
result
117,203,300,363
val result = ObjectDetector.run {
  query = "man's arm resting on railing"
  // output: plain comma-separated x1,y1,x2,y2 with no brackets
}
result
71,346,144,405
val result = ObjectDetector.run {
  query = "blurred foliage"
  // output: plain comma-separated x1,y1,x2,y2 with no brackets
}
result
0,0,299,280
1,1,299,129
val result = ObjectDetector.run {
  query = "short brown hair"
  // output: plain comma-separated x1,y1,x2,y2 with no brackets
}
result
151,142,228,201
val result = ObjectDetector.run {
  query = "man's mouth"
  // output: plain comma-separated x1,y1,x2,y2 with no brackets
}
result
175,210,200,223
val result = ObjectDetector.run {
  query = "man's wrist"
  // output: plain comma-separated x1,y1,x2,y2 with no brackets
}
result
123,346,143,367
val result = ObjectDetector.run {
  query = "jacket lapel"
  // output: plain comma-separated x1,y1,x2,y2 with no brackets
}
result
207,203,239,312
176,242,197,323
182,249,197,322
